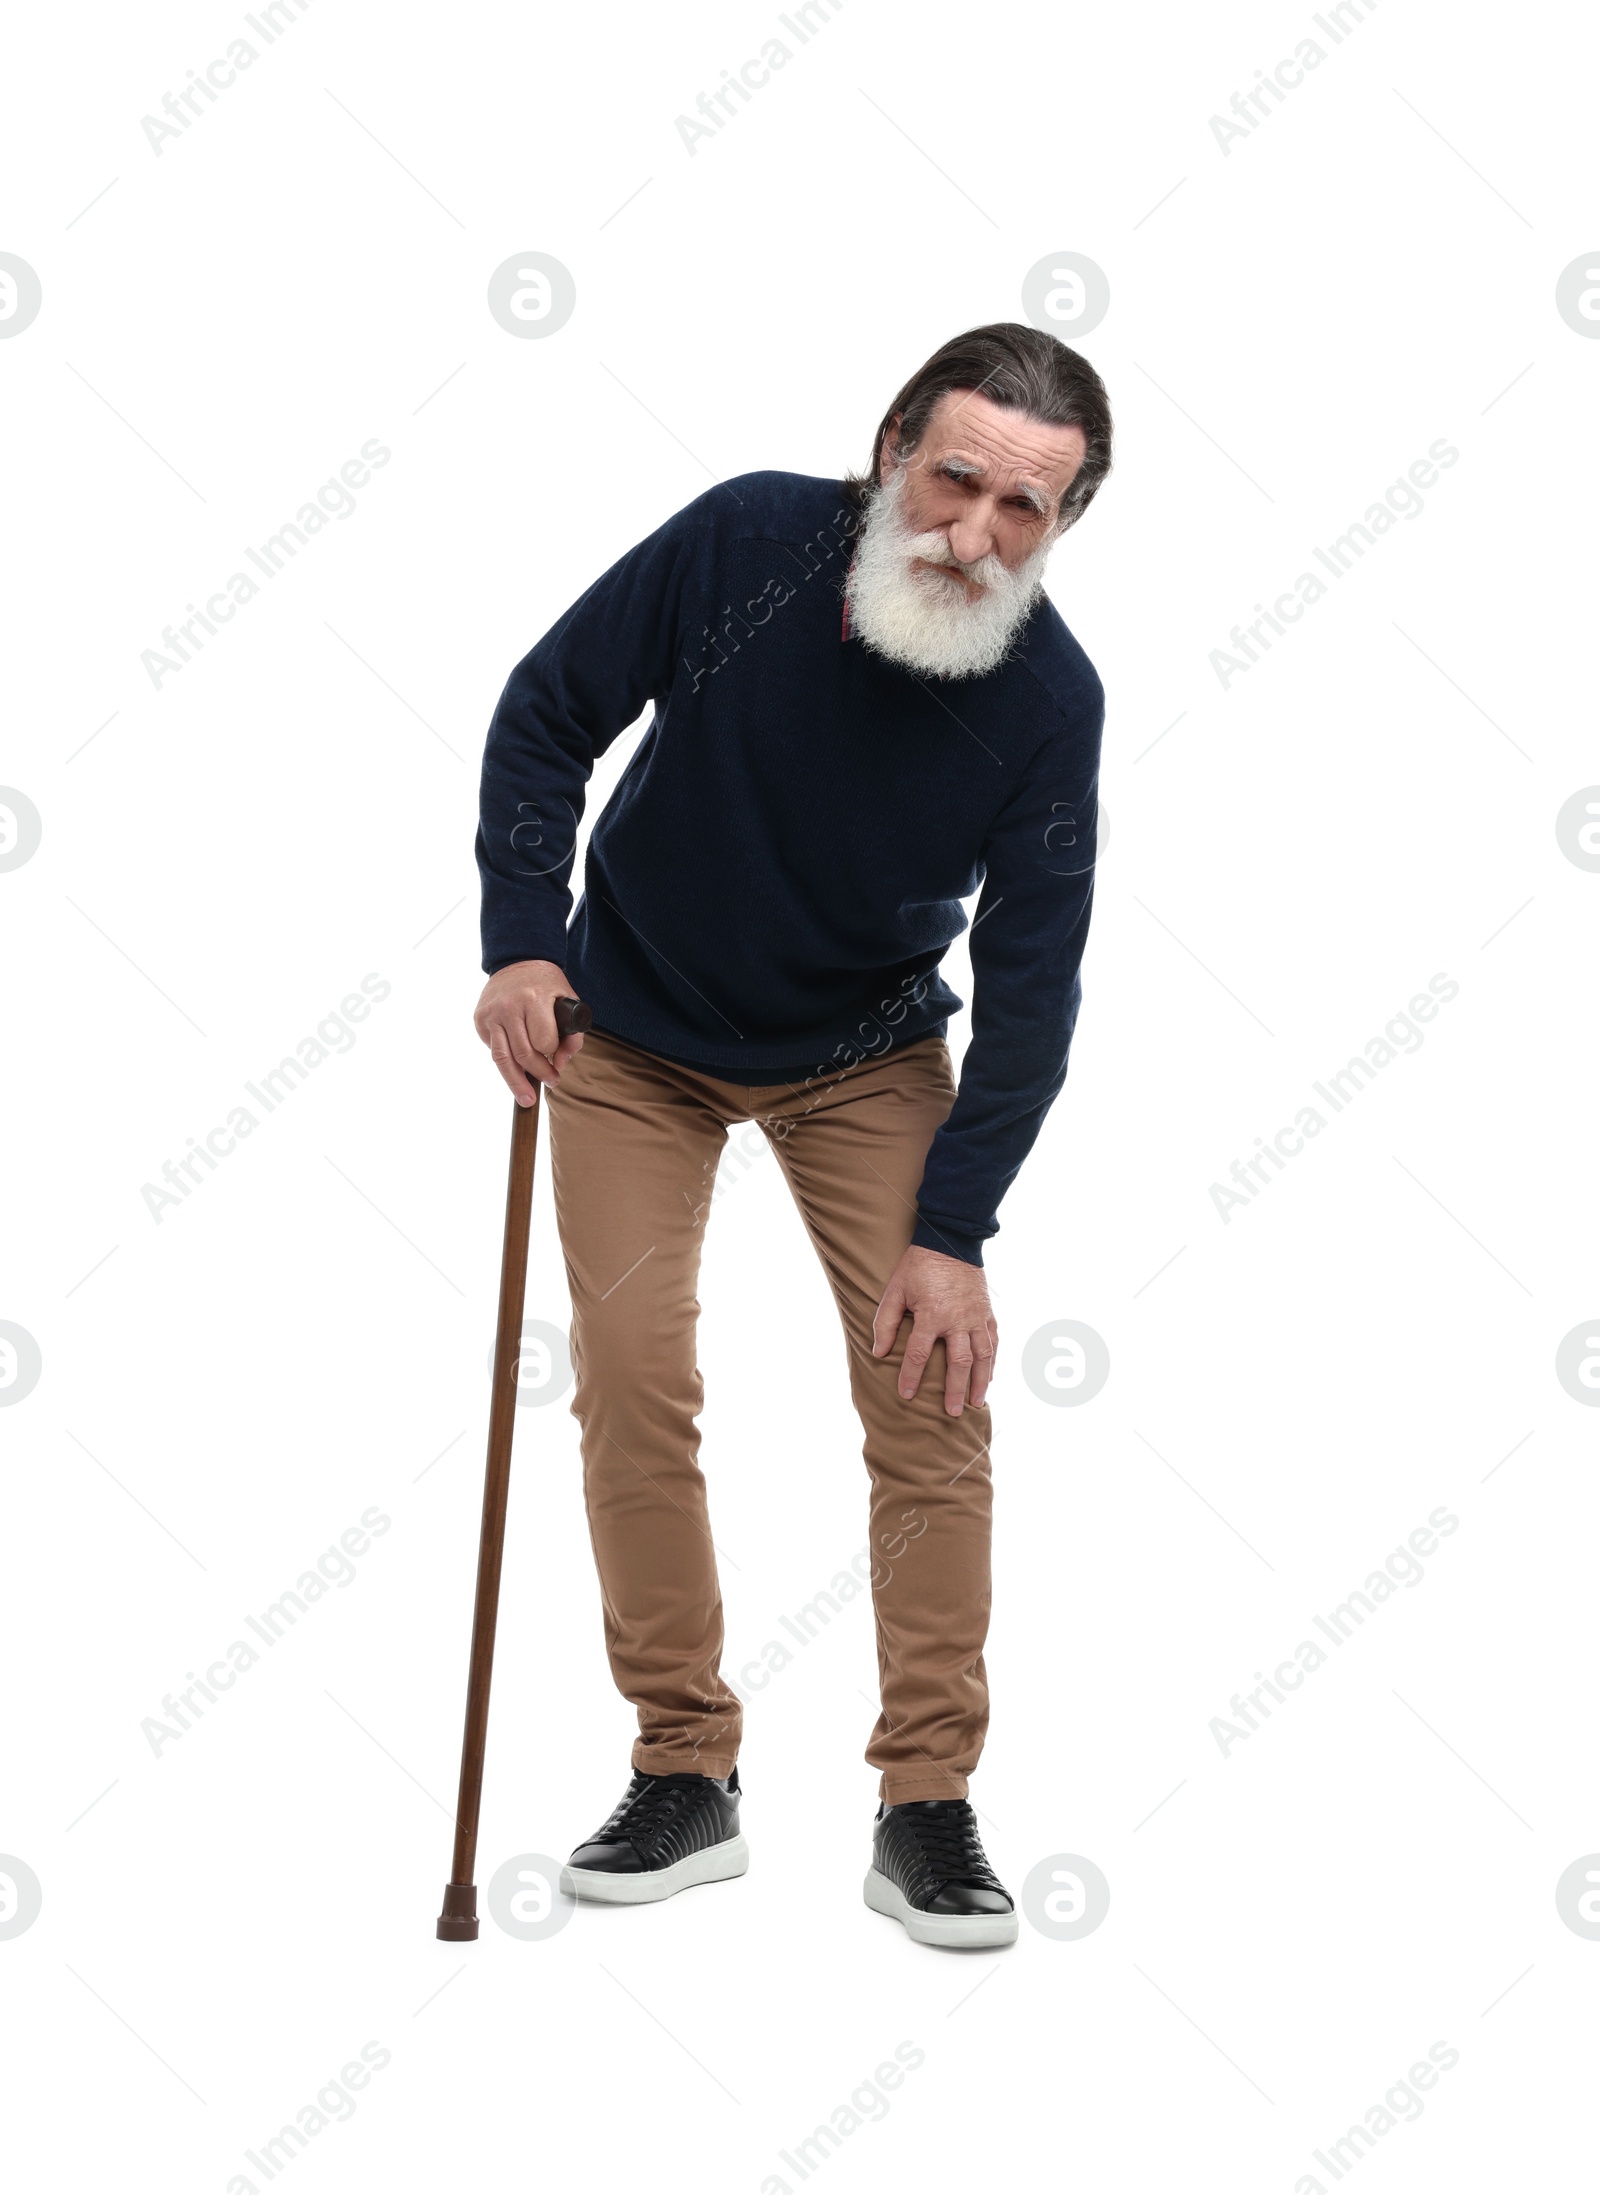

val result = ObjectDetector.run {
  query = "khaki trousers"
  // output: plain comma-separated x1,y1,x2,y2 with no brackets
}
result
545,1029,994,1803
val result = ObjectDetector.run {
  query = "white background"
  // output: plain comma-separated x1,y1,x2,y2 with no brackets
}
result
3,0,1597,2187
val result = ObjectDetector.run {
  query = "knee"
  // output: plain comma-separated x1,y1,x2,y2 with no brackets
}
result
568,1303,701,1419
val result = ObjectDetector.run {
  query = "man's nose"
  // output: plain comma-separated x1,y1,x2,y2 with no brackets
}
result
945,509,997,569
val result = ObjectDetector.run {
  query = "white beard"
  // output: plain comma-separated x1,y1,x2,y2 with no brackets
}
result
843,467,1055,680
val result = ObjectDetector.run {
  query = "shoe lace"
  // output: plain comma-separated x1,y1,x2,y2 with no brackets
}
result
599,1772,711,1854
895,1800,999,1888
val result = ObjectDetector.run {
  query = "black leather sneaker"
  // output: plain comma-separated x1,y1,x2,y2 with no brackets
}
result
560,1767,748,1905
864,1797,1018,1947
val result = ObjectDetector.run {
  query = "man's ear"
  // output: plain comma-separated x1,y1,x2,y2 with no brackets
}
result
877,414,903,485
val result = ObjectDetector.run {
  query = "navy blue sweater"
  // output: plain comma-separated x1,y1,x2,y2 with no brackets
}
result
477,470,1104,1266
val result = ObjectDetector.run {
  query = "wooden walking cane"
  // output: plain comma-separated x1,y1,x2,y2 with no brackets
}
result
436,994,593,1942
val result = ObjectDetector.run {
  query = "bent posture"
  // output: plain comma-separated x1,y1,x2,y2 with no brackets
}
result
474,322,1112,1948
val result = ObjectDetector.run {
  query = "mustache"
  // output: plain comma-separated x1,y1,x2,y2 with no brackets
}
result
902,531,1013,596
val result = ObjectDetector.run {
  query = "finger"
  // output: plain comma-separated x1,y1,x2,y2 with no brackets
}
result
898,1318,938,1401
872,1281,908,1358
530,997,592,1080
532,989,589,1065
511,1002,570,1088
487,1024,539,1107
943,1332,974,1418
517,1048,561,1091
499,1012,560,1097
525,997,562,1062
969,1324,997,1409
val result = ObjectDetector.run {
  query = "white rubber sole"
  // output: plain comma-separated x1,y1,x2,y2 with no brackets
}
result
863,1865,1019,1948
560,1834,750,1906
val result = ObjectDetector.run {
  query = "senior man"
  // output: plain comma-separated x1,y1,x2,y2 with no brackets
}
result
474,322,1112,1948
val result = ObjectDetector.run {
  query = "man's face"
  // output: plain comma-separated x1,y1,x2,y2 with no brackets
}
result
883,390,1088,589
843,390,1088,680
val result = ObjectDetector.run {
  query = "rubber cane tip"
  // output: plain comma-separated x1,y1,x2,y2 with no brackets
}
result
435,1882,479,1941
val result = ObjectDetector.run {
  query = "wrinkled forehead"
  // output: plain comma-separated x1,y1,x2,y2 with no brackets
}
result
915,389,1086,504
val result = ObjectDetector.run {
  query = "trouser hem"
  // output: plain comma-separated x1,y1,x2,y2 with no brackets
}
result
630,1746,738,1780
879,1770,972,1804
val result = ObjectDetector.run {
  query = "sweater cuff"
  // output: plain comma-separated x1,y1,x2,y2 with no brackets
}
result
483,938,570,977
910,1214,989,1269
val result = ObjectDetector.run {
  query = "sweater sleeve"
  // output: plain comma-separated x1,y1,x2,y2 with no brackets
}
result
476,494,711,974
910,697,1103,1267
